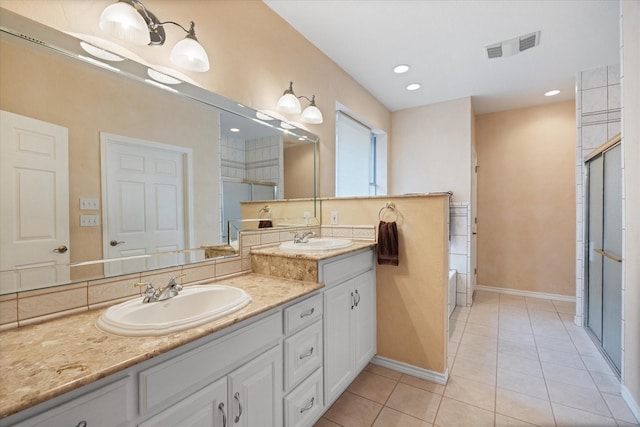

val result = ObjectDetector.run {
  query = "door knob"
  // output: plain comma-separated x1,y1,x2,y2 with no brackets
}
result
110,240,125,246
53,245,68,253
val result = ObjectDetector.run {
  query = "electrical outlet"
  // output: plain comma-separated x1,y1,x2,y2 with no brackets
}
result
80,215,100,227
330,211,338,225
79,198,99,210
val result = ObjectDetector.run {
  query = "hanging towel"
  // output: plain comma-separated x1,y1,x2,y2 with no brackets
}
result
377,220,399,266
258,220,273,228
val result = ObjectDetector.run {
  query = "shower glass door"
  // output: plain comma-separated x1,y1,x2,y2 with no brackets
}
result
586,141,622,374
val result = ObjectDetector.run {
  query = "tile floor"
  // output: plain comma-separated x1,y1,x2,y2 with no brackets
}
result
314,291,640,427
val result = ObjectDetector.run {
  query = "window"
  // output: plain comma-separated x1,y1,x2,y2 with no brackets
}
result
335,111,386,197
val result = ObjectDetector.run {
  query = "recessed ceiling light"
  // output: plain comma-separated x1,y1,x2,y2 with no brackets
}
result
393,64,410,74
406,83,421,91
544,89,560,97
230,128,240,133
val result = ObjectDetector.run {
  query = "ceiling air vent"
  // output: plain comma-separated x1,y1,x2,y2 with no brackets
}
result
519,31,540,52
486,30,540,59
486,43,503,59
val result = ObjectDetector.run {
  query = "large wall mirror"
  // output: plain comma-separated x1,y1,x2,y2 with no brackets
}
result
0,9,318,295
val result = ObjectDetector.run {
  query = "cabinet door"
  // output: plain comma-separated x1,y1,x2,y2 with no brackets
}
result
324,280,355,403
228,345,282,427
138,377,227,427
353,270,376,372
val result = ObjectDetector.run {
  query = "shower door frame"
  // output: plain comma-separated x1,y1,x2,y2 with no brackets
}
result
583,133,622,376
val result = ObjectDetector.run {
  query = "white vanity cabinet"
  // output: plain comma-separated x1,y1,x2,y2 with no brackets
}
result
320,248,376,406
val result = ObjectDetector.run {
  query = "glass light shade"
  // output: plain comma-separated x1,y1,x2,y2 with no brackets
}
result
170,37,210,72
99,2,151,46
277,93,302,114
300,105,323,124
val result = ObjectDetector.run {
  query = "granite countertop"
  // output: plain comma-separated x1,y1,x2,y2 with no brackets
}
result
250,240,376,260
0,274,323,419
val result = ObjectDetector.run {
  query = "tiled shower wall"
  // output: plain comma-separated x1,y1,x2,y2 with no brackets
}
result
245,136,283,197
575,65,621,325
220,133,247,179
450,202,472,306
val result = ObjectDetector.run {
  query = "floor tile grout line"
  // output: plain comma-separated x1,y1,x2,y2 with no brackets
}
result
527,298,559,426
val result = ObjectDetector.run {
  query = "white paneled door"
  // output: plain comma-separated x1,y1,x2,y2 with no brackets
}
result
0,110,70,293
101,134,191,277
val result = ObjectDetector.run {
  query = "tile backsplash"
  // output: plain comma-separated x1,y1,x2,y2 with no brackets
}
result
0,225,345,331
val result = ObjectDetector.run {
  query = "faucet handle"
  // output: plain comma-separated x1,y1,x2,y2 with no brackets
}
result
134,282,153,290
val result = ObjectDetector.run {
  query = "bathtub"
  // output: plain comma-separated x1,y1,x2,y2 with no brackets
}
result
448,269,457,318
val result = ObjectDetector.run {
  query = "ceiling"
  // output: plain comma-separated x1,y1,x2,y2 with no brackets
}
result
263,0,620,114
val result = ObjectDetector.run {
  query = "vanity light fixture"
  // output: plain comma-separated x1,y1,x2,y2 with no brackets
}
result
406,83,421,91
99,0,210,72
544,89,560,97
276,81,324,124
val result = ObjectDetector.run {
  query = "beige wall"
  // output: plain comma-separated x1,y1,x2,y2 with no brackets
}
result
0,0,392,198
476,101,576,296
284,144,316,199
391,97,472,202
0,37,219,280
320,196,449,374
622,0,640,414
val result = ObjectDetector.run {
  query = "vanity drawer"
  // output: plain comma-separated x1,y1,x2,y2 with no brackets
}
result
320,248,374,287
284,368,324,427
284,293,323,335
284,320,323,391
14,377,133,427
139,312,281,415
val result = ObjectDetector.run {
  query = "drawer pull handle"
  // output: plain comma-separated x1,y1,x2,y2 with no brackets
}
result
351,292,355,310
300,397,315,414
355,289,361,306
76,422,87,427
234,392,243,423
219,402,227,427
299,347,314,360
299,307,315,318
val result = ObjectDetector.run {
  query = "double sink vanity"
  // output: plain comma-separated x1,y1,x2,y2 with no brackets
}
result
0,238,377,427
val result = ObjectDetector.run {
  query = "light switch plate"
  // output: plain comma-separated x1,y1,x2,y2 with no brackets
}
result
80,198,99,210
80,215,100,227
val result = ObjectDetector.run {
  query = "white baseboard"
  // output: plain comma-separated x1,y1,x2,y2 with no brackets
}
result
475,284,576,303
370,356,448,385
622,384,640,423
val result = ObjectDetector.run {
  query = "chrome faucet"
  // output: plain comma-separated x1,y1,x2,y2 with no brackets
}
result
293,231,316,244
134,274,185,303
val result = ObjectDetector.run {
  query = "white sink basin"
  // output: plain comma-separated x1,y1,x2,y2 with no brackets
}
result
279,237,353,253
96,285,252,336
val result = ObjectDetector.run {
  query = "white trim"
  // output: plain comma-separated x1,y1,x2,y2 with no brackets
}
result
371,356,449,385
475,284,576,303
622,385,640,424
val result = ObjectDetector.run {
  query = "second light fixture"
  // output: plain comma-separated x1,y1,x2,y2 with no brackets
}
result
276,82,323,124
